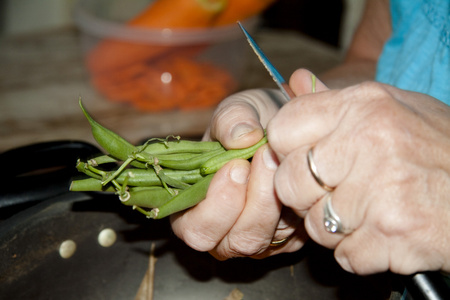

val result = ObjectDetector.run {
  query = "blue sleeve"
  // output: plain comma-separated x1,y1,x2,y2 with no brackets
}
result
375,0,450,105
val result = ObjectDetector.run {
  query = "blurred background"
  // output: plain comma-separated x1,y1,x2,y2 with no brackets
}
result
0,0,365,153
0,0,363,47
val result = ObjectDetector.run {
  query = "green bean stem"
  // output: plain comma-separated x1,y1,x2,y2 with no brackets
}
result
153,165,191,190
88,155,118,166
76,160,102,180
312,74,316,93
102,156,135,185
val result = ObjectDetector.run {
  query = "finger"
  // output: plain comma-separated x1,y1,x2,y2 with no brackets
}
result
274,139,369,248
334,227,390,275
332,176,447,275
334,222,442,275
303,191,389,274
304,190,363,249
170,159,250,252
274,146,326,215
205,89,282,149
267,86,357,160
273,135,357,214
271,83,404,217
243,221,309,259
289,68,329,96
211,145,281,258
273,206,303,243
209,146,306,260
268,82,399,159
212,145,301,259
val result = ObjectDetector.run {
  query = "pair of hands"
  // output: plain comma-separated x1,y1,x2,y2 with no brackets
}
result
170,69,450,276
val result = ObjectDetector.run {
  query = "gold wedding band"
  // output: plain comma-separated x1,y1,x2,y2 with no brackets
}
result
307,147,335,192
269,237,289,247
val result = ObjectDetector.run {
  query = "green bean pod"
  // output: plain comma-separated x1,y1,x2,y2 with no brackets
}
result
70,178,116,192
75,101,271,220
79,100,147,169
137,140,223,155
200,136,268,175
156,147,226,170
152,152,204,161
115,168,204,187
120,186,177,208
148,174,214,219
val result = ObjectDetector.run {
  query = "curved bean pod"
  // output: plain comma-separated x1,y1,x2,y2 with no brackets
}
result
79,100,147,169
148,174,214,219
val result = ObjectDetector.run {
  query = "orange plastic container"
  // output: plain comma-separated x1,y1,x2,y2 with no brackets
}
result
74,0,259,111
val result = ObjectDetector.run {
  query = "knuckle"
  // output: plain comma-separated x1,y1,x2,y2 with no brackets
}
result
274,167,297,208
225,233,267,257
274,152,311,211
178,225,217,252
342,255,381,275
371,166,424,237
214,93,259,123
210,100,262,148
336,240,389,275
349,83,411,154
357,81,388,94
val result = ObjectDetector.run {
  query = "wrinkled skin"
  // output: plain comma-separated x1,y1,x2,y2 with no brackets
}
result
171,69,450,275
171,88,307,260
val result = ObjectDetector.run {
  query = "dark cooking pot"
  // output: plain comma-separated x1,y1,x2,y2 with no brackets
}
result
0,141,447,299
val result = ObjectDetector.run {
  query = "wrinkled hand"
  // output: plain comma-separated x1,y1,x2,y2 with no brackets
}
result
170,88,309,260
268,70,450,275
171,67,450,276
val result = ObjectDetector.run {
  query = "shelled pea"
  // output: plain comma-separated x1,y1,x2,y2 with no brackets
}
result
70,100,267,219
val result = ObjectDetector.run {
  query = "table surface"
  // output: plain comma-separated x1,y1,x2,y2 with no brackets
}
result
0,27,342,153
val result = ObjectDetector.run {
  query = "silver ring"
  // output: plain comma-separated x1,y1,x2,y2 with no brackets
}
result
323,193,352,234
307,147,335,192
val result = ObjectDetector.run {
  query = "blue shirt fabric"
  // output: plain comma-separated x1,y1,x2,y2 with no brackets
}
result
375,0,450,105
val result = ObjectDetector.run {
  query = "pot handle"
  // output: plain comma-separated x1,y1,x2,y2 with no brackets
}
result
401,272,450,300
0,140,101,218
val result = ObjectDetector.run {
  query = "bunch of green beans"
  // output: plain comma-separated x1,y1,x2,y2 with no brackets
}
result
70,100,267,219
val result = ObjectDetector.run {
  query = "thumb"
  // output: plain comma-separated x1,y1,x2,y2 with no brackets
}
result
289,69,329,96
205,89,281,149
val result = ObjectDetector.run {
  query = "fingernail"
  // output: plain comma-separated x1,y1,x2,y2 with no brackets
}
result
263,146,278,171
231,123,255,141
230,163,250,184
336,256,354,273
